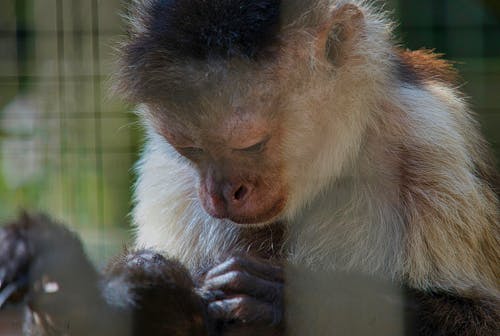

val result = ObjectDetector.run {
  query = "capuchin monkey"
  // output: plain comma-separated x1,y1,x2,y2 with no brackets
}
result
0,0,499,335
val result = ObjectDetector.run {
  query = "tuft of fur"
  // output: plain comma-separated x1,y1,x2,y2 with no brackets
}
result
115,0,282,103
104,250,210,335
135,0,281,59
397,49,459,85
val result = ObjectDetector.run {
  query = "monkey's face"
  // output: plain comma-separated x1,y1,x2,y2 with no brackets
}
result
153,105,288,225
118,0,370,226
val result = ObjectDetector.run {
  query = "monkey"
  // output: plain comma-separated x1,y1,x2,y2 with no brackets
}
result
0,0,498,335
116,0,499,334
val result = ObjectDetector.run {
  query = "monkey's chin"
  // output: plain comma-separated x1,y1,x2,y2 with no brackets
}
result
228,216,282,228
225,198,286,227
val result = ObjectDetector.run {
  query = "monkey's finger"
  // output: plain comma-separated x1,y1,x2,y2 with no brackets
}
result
205,256,284,283
198,288,226,302
203,270,283,303
208,296,279,326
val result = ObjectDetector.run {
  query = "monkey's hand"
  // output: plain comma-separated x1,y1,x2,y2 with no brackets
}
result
201,256,284,335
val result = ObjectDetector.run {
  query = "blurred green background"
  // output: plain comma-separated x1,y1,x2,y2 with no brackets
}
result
0,0,499,264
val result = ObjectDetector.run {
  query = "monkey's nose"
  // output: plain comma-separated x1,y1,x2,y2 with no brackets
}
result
233,185,248,201
223,184,250,206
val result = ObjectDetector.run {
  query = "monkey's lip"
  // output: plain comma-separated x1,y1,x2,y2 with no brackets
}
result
225,197,287,226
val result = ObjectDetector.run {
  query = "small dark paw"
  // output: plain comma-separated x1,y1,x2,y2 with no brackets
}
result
105,250,212,335
107,250,195,289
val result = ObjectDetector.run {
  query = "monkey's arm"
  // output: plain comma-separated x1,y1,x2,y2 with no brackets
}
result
286,271,499,336
0,213,211,336
405,288,499,336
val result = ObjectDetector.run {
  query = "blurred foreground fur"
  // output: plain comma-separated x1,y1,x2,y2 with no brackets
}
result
0,213,210,336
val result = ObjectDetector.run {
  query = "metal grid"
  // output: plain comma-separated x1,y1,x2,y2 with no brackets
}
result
0,0,137,261
0,1,498,334
394,0,500,155
0,0,499,262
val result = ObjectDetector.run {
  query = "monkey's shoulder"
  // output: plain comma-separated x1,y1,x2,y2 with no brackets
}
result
396,48,460,85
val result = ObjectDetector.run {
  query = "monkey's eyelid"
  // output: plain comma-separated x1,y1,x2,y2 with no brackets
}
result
238,137,270,153
179,146,204,155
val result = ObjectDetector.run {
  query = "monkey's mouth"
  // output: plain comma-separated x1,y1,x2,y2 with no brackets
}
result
224,197,287,226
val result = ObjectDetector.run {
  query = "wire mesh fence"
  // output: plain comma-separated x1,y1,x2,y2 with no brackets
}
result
0,0,499,262
396,0,500,153
0,0,138,263
0,0,498,335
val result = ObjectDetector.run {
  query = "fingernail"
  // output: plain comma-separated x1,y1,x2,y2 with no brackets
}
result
211,290,225,299
199,289,225,301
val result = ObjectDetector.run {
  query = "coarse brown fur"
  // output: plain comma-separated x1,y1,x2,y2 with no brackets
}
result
405,288,500,335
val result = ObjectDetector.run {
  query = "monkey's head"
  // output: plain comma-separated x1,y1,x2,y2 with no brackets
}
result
117,1,383,225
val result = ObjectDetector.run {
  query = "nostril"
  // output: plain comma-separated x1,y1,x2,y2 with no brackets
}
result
233,185,248,201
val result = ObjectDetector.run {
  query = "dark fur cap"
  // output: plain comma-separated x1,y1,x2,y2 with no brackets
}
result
116,0,282,102
132,0,281,59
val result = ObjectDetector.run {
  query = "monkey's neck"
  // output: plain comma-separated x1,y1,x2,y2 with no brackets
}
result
282,132,404,277
236,221,287,260
186,221,286,282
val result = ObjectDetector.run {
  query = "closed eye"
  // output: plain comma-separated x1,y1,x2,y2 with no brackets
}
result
238,137,270,154
178,146,204,157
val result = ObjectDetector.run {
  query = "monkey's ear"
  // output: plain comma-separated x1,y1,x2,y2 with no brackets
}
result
315,4,365,65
